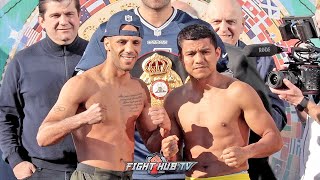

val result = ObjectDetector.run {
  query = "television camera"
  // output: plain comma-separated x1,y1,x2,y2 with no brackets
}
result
244,15,320,95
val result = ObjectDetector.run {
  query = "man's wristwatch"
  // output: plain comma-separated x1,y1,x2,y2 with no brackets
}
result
296,97,309,112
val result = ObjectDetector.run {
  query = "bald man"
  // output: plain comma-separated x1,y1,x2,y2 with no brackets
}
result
204,0,243,44
203,0,276,80
203,0,286,179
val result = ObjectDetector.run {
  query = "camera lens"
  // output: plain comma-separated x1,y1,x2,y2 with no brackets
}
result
267,71,284,88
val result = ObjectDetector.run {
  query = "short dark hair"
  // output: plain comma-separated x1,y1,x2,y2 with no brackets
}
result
177,24,218,54
39,0,80,17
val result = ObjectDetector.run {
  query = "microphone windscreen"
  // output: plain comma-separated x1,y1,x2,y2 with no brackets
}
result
243,43,279,57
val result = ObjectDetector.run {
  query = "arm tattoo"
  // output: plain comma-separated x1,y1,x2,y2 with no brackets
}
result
53,105,66,112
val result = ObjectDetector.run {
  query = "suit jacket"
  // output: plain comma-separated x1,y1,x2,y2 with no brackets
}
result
224,44,273,112
237,40,275,81
225,44,286,130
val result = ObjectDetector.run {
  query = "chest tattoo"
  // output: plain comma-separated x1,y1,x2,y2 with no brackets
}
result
119,93,143,112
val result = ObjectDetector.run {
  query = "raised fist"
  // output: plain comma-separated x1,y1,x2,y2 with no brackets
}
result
84,103,103,125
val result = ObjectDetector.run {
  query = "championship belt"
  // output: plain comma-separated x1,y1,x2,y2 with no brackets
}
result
140,52,183,106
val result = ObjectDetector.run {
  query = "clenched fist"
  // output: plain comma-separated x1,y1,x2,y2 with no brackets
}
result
161,135,179,160
220,146,249,168
148,107,171,137
84,103,104,125
13,161,36,179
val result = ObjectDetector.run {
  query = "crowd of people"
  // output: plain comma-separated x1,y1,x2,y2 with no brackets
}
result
0,0,319,180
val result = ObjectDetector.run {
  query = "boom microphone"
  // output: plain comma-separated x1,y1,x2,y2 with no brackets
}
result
243,43,285,57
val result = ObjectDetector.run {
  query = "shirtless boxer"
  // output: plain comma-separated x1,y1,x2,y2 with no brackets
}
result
36,11,169,180
160,24,283,179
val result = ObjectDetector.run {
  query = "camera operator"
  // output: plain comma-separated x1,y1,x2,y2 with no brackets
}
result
270,3,320,179
270,79,320,180
270,79,320,124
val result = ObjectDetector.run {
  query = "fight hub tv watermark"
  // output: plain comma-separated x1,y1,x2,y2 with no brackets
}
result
125,153,197,176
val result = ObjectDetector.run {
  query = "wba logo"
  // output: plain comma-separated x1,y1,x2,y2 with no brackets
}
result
125,153,197,176
259,47,271,53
